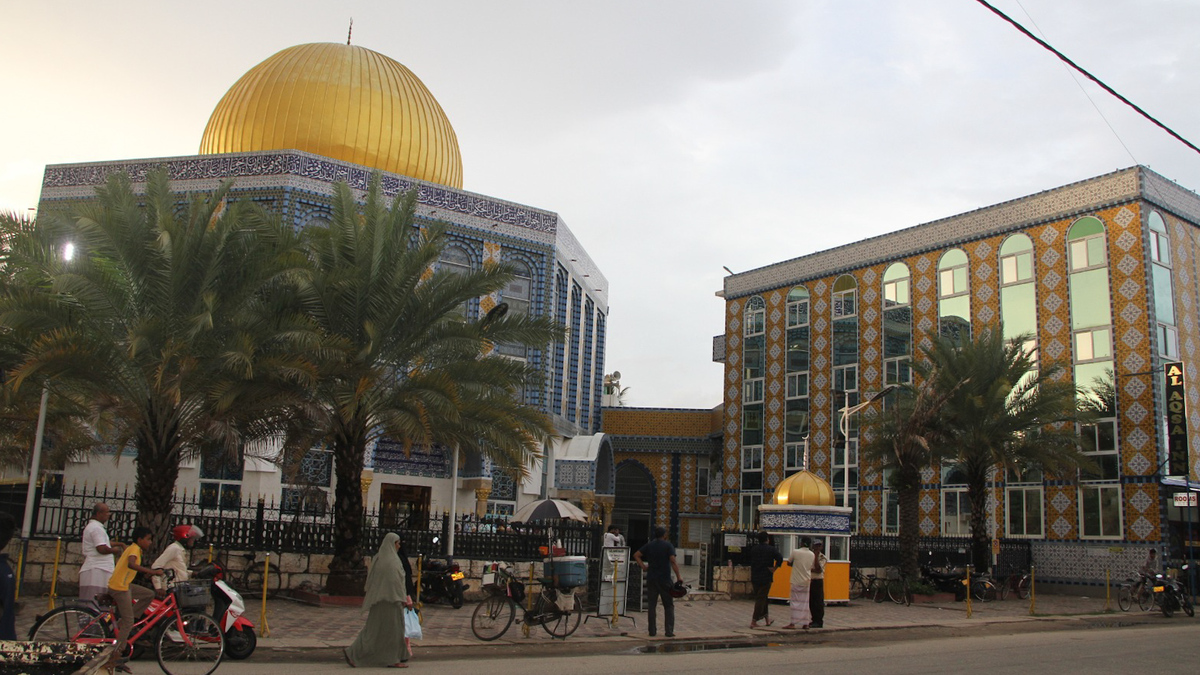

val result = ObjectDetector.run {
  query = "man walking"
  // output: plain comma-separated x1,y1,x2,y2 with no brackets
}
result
79,503,124,608
634,525,683,638
749,531,782,628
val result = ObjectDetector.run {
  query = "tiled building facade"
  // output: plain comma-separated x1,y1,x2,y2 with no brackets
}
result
35,149,608,519
716,166,1200,584
600,407,722,555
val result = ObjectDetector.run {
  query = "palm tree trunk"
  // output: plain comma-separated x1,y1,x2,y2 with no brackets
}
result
328,430,367,595
134,440,181,548
967,475,992,574
896,461,923,580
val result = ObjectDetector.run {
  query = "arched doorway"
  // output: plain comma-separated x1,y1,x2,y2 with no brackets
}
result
613,462,655,552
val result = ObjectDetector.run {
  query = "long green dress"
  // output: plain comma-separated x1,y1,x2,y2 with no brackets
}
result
346,533,415,667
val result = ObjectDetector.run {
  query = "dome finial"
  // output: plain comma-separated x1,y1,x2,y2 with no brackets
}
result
347,18,353,45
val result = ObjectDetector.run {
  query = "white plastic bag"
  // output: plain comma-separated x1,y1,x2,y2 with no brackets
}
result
404,607,423,641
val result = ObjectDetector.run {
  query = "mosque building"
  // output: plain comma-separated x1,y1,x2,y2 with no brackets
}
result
35,42,614,522
716,166,1200,585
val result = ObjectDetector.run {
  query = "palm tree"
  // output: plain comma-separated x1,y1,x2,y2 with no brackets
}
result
0,212,98,469
923,327,1092,573
861,374,959,580
0,171,319,541
297,177,563,592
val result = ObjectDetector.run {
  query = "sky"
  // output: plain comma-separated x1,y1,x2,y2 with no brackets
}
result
3,0,1200,410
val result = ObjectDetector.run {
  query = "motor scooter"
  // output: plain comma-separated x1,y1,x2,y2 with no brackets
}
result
419,537,465,609
190,561,258,659
1152,564,1195,618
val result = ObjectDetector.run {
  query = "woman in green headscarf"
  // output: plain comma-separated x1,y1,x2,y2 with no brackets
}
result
344,532,416,668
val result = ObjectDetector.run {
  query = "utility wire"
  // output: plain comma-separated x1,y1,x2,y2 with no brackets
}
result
975,0,1200,156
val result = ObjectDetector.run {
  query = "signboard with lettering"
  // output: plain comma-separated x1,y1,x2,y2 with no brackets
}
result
1164,361,1190,477
372,439,451,478
1173,492,1198,507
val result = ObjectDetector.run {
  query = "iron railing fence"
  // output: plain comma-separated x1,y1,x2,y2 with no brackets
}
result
9,481,602,561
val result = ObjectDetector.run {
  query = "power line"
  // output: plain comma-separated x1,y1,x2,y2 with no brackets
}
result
975,0,1200,156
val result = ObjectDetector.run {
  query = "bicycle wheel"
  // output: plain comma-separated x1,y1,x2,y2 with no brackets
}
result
972,579,994,602
997,576,1011,601
1015,575,1030,600
541,601,582,639
1182,592,1195,617
848,578,865,600
471,595,515,641
1136,584,1155,611
887,578,909,605
1117,585,1132,612
240,562,282,599
872,580,887,603
29,605,112,642
156,612,224,675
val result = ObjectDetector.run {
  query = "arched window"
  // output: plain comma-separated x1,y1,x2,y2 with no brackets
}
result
497,258,533,360
785,287,810,471
831,275,859,528
1148,211,1177,358
937,249,970,343
1067,216,1120,539
882,263,911,384
741,296,767,513
999,234,1038,362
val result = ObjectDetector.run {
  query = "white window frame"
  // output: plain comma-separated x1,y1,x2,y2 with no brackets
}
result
744,297,766,337
697,458,710,497
1004,484,1044,538
882,489,899,535
941,488,971,536
744,378,764,404
833,287,857,319
1079,483,1122,539
739,492,763,529
787,296,809,328
785,441,806,472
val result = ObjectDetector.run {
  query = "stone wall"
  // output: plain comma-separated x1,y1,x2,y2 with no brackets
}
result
712,562,753,599
9,541,552,599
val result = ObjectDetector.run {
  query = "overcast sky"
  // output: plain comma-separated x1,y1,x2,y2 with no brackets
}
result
3,1,1200,410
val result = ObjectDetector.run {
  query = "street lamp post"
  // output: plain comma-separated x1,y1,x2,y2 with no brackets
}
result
837,385,898,518
21,384,51,540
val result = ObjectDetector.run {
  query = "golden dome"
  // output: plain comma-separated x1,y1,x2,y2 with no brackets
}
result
771,470,836,507
199,43,463,188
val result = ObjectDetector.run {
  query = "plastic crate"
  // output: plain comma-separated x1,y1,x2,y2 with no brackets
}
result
174,581,210,609
543,556,587,588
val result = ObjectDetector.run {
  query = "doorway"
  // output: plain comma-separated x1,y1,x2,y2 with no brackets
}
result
380,483,431,530
613,462,655,552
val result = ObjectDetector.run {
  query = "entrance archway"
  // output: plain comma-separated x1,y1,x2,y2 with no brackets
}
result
613,461,655,552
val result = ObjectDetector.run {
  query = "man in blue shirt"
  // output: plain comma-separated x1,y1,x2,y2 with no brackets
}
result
634,526,683,638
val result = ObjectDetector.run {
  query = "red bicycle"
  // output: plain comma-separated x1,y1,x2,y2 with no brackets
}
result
28,572,225,675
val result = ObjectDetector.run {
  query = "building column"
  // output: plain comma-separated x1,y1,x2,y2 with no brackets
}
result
474,487,491,518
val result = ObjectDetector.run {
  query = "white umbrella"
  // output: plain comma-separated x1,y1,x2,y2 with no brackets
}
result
512,498,589,523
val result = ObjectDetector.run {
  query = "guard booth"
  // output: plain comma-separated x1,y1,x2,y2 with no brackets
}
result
758,470,853,604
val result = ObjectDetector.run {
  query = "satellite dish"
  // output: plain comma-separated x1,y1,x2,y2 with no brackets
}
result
612,371,621,381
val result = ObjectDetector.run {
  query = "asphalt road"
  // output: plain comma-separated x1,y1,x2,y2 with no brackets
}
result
205,620,1199,674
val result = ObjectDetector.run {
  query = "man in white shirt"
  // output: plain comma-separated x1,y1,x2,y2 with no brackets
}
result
602,524,625,548
79,503,124,608
151,525,204,591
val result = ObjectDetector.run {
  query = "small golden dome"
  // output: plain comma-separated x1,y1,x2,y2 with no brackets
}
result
771,470,836,507
199,43,463,188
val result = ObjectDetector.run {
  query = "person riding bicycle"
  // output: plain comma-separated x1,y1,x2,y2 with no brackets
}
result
151,525,204,592
108,526,165,672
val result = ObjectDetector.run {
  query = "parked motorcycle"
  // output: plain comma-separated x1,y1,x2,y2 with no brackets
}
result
920,552,967,598
1152,564,1195,618
191,561,258,659
419,538,465,609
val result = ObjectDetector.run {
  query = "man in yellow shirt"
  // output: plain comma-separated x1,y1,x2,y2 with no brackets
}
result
109,527,164,665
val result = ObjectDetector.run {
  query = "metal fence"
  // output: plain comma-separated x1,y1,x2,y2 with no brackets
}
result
8,481,602,561
704,528,1033,584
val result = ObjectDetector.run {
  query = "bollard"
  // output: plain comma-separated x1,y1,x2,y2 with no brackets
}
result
611,554,621,628
14,539,25,602
1104,568,1112,612
1029,565,1036,615
414,555,424,621
965,565,973,618
207,544,214,564
48,537,62,610
259,553,271,638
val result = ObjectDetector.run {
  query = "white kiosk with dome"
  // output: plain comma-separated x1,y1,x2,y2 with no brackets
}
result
759,469,853,603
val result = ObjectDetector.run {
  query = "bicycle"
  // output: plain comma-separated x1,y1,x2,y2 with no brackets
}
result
996,571,1031,600
1116,577,1135,611
470,563,583,641
228,551,282,600
882,566,910,606
28,571,225,675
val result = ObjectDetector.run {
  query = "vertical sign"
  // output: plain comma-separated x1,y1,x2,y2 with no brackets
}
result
1165,361,1190,476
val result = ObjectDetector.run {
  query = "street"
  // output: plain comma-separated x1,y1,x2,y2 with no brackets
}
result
209,622,1199,674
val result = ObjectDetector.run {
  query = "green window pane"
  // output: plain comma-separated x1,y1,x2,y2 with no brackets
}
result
1000,283,1037,339
1152,263,1175,325
1069,267,1110,329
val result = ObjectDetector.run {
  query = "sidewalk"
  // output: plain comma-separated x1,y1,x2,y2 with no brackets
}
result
13,590,1140,654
